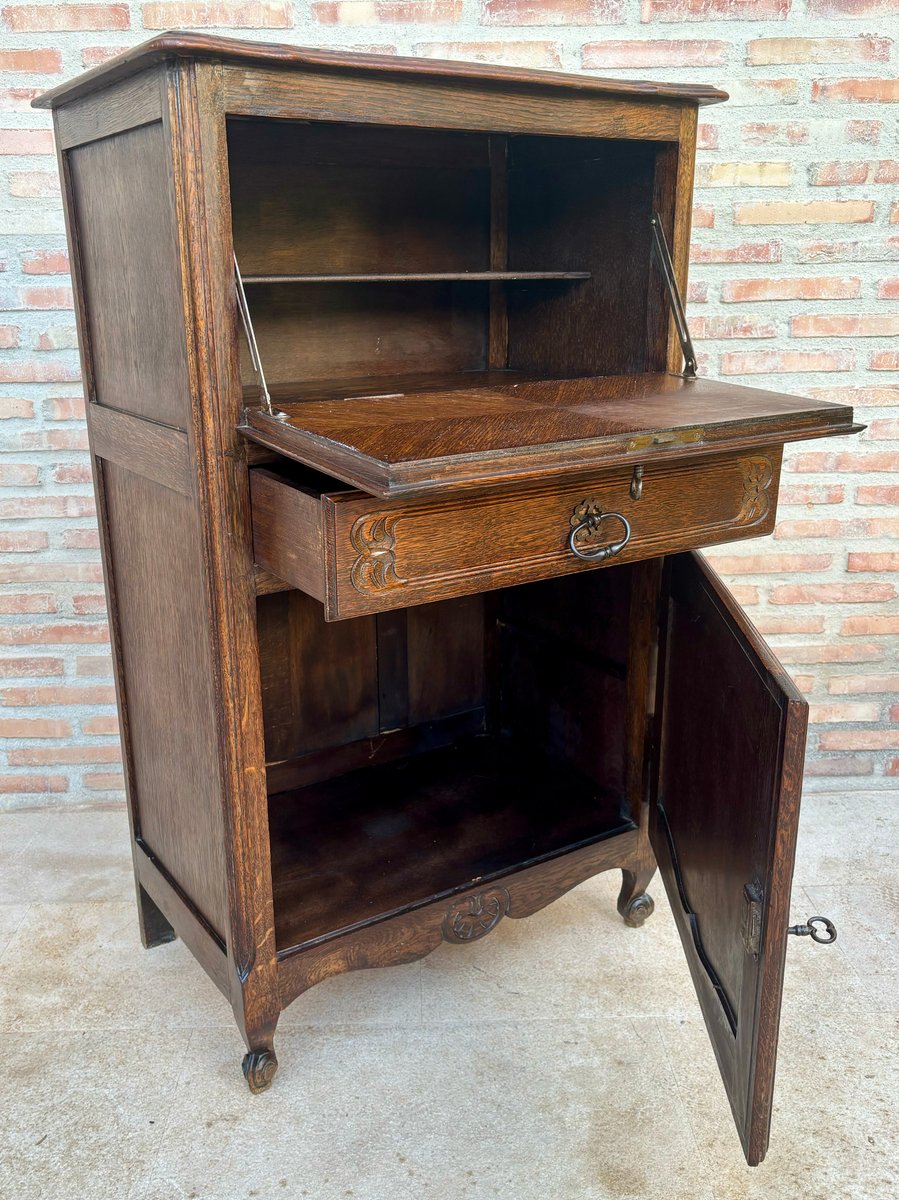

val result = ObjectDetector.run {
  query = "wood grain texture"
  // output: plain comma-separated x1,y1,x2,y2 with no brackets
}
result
253,449,783,619
102,460,228,938
88,403,193,497
55,66,162,150
33,32,728,111
277,828,640,1008
240,373,854,499
650,551,807,1166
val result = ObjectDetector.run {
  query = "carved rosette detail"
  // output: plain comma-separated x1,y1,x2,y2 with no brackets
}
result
442,887,511,943
737,456,774,525
350,513,407,593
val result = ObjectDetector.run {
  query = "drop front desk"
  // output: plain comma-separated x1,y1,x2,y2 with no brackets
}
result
36,35,859,1165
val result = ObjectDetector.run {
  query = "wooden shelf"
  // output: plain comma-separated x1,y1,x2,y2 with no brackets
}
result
268,733,633,955
241,271,591,284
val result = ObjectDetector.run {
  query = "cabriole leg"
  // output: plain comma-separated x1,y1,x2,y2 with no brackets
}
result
617,863,656,928
242,1044,279,1093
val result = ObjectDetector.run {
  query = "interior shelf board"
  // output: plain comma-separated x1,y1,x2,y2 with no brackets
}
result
241,271,591,284
268,733,633,956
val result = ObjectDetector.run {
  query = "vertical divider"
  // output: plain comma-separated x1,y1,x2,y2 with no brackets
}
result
488,133,509,369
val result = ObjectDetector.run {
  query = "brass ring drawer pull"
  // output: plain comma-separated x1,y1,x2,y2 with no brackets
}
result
568,508,632,562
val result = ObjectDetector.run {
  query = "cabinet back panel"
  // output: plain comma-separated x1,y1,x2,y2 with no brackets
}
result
67,121,190,429
498,569,631,796
102,461,228,939
507,138,663,378
240,281,488,386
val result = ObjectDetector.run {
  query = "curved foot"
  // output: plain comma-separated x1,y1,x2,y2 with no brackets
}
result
617,864,657,927
621,892,655,928
242,1048,278,1094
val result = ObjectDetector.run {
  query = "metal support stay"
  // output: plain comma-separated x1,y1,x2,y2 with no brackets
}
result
234,253,283,419
650,213,697,379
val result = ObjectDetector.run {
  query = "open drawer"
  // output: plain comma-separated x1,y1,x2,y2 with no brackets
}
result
250,447,783,619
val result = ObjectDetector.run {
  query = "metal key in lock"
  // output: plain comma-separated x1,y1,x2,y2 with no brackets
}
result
787,915,837,944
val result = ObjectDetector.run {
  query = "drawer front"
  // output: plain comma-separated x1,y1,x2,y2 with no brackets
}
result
320,448,782,619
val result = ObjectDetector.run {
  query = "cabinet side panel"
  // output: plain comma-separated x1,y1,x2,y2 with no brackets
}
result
67,121,190,429
103,461,227,939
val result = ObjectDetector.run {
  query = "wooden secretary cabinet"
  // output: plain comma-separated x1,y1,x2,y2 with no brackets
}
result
37,35,858,1166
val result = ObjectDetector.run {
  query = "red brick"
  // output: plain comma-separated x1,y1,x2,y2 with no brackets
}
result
0,624,109,646
61,529,100,550
81,46,125,67
0,360,81,384
841,615,899,635
741,122,808,146
691,315,777,339
0,594,56,615
707,552,831,574
0,47,61,72
819,730,899,750
779,483,845,504
692,205,715,229
887,759,899,776
691,242,783,265
808,160,870,185
720,349,854,374
0,496,95,520
735,199,874,224
0,325,19,349
747,36,890,64
846,119,882,143
18,285,74,309
829,674,899,695
0,463,38,486
698,161,791,187
848,553,899,572
856,485,899,506
83,715,119,735
84,771,125,791
0,128,55,155
878,278,899,298
582,39,727,67
0,86,40,107
697,124,718,150
866,419,899,439
143,2,291,26
776,643,883,664
0,718,71,738
641,0,788,18
788,451,899,473
726,584,760,605
791,313,899,337
773,519,845,539
813,78,899,103
870,350,899,370
72,594,107,615
809,702,881,722
0,531,47,551
891,201,899,225
47,396,85,421
0,565,103,585
722,276,860,302
482,0,621,23
52,464,93,485
808,0,899,12
414,41,561,67
753,615,826,634
0,656,63,677
769,583,896,604
8,170,60,199
21,250,69,275
806,386,899,406
313,0,460,19
2,4,130,30
1,685,117,707
0,774,68,794
8,745,121,766
805,756,874,776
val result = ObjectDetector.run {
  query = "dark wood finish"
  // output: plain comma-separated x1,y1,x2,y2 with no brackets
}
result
33,31,728,112
240,373,854,499
250,448,783,620
650,552,808,1166
40,37,855,1166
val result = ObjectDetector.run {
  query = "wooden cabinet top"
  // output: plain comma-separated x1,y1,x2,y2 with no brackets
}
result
33,30,729,112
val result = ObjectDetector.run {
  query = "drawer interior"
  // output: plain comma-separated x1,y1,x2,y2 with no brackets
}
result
259,567,635,954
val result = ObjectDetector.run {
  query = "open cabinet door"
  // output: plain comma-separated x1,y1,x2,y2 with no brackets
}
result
650,551,807,1166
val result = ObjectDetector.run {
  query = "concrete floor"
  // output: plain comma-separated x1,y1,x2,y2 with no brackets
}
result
1,792,897,1200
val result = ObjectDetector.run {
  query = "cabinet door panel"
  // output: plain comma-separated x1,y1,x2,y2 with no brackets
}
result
651,551,807,1166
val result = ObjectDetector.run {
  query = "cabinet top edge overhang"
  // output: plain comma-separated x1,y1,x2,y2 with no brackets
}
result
32,30,729,112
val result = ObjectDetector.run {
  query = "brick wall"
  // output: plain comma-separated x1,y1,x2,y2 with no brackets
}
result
1,1,897,807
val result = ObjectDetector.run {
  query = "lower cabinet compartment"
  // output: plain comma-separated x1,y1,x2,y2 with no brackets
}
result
259,566,637,956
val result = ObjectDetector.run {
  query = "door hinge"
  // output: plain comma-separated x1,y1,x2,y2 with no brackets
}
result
741,880,764,958
650,213,697,380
